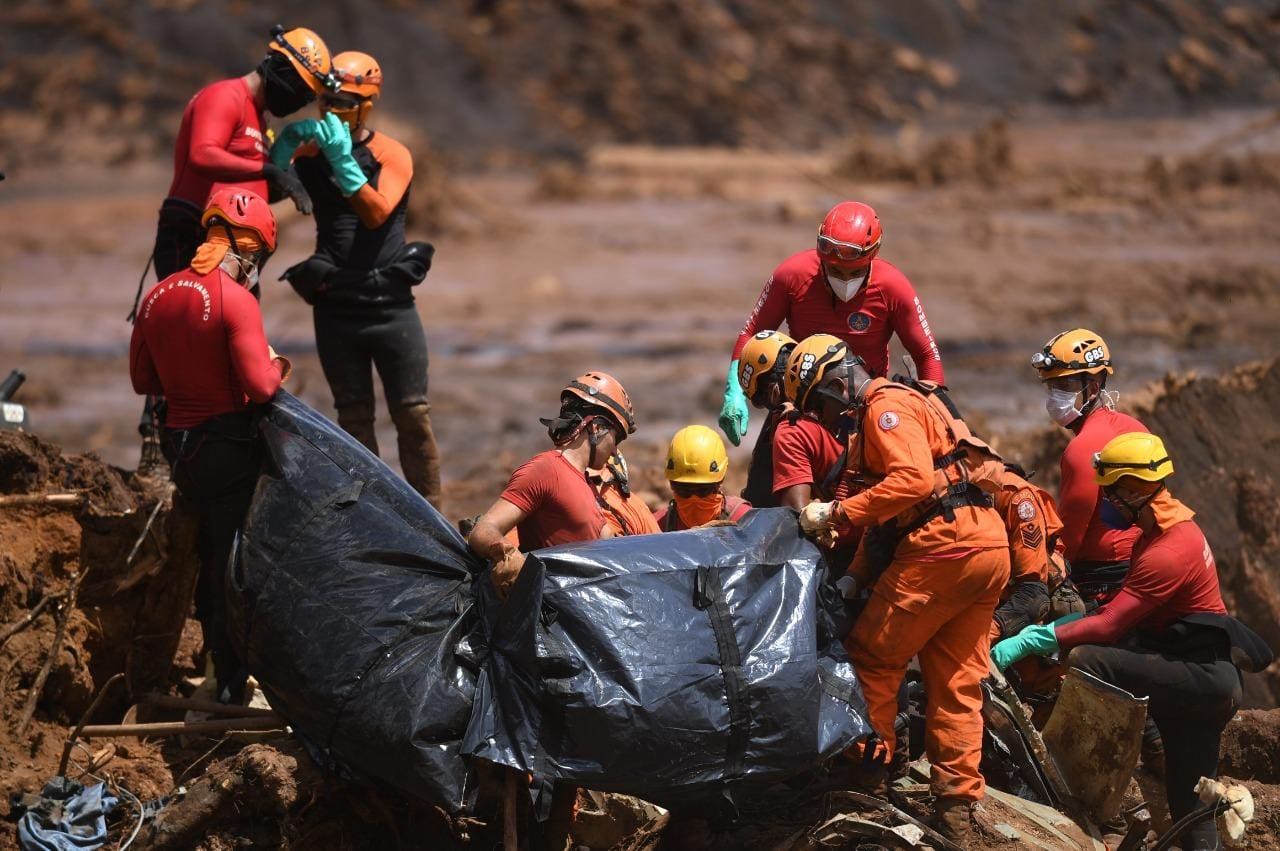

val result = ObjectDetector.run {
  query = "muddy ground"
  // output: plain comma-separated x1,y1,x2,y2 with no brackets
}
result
3,68,1280,851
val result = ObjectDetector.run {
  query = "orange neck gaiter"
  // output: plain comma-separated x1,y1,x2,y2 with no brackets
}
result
1150,489,1195,532
676,493,724,529
190,227,264,275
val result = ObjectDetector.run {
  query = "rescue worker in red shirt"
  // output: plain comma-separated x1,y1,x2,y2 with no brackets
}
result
271,52,443,508
654,426,752,531
1033,328,1149,605
130,188,290,704
993,433,1272,851
719,202,943,446
150,26,332,281
737,330,846,511
789,335,1009,845
468,372,636,600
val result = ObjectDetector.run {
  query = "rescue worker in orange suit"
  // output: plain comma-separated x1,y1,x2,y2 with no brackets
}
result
130,188,290,704
271,52,442,507
467,372,636,600
789,335,1009,845
719,201,943,447
1033,328,1149,606
149,26,332,282
994,433,1272,851
738,330,844,513
589,451,661,537
654,426,752,531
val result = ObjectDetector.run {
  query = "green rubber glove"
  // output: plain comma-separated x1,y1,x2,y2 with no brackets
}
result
718,360,749,446
314,113,368,196
991,623,1059,671
269,118,324,170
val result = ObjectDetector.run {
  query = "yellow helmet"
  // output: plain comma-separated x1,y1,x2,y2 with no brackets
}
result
665,425,729,484
1032,328,1114,381
784,334,852,410
1093,432,1173,487
738,330,797,400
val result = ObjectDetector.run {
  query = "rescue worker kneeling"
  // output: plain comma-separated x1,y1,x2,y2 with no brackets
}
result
788,335,1010,845
992,433,1272,851
654,425,751,531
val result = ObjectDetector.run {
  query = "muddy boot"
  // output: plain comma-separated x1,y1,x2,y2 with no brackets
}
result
336,402,379,456
391,402,443,509
932,796,974,847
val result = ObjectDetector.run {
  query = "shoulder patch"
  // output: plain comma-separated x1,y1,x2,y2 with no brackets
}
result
848,312,872,332
1015,499,1036,522
878,411,900,431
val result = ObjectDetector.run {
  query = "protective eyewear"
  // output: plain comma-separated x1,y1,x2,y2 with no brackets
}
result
270,25,340,93
1092,453,1171,475
321,92,366,111
817,234,880,262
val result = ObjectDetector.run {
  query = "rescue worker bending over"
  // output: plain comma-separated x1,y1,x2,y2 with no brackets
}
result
272,52,443,507
129,188,290,704
990,463,1071,642
654,426,751,531
993,433,1272,851
590,452,661,537
720,202,943,446
468,372,636,600
150,25,331,280
738,330,843,512
1032,328,1148,604
789,335,1009,845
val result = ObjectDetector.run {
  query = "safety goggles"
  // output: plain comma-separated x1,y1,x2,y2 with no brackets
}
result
817,234,880,263
321,92,366,111
1092,453,1171,475
270,25,340,93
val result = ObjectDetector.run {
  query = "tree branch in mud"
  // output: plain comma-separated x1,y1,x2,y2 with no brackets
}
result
15,571,83,738
0,590,65,652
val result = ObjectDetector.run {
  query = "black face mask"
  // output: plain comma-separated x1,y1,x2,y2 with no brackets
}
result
258,53,315,117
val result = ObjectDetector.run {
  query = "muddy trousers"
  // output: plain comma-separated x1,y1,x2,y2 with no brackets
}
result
1070,644,1241,851
847,547,1010,801
314,305,442,507
161,413,261,703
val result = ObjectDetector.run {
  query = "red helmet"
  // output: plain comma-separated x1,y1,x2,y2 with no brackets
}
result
201,188,278,252
817,201,882,273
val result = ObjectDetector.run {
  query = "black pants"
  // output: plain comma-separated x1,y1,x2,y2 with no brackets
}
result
1071,643,1241,850
152,198,203,280
314,304,429,444
161,413,261,702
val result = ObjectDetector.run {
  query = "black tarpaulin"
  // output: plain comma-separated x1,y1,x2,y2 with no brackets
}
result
224,391,481,813
463,508,871,806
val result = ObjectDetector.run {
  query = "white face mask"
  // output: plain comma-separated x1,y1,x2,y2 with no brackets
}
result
827,270,867,302
1045,387,1083,427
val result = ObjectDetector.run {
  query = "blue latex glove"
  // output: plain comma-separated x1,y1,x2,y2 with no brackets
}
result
718,360,749,446
314,113,368,196
269,118,324,170
991,623,1059,672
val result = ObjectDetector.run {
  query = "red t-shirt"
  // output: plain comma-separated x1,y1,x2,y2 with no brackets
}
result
1058,407,1149,563
129,267,282,428
1058,518,1227,648
772,413,844,497
166,78,269,207
501,451,605,551
732,250,943,382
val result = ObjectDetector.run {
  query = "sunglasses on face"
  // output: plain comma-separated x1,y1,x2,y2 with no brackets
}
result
817,234,880,262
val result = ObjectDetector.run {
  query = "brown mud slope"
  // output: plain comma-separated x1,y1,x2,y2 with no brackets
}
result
3,0,1280,169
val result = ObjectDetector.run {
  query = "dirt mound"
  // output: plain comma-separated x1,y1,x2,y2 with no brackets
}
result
1221,710,1280,784
3,1,1280,172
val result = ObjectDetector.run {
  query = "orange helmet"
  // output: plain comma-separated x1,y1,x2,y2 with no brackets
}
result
785,334,857,410
738,330,796,400
325,51,383,131
202,188,277,253
1032,329,1113,381
817,201,882,274
267,26,334,95
562,372,636,436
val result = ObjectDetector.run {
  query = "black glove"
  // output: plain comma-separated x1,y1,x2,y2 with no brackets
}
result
993,580,1050,640
263,162,313,215
279,255,334,305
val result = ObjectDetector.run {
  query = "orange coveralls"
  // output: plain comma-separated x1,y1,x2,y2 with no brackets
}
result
835,378,1010,802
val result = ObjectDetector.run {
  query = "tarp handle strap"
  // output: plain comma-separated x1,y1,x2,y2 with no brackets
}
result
817,664,856,706
696,565,750,780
